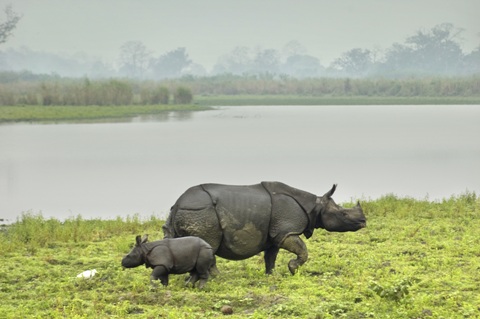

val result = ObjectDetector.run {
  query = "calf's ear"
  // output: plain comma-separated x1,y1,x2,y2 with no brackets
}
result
135,235,142,246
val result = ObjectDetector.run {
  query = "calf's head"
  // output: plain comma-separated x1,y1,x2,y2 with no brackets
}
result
315,184,366,232
121,235,148,268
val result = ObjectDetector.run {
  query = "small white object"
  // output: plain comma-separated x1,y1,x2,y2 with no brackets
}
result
76,269,97,279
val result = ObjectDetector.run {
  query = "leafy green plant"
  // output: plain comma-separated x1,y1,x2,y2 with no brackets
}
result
369,278,419,301
174,86,193,104
141,85,170,105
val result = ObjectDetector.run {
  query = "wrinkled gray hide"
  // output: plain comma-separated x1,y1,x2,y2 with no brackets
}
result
163,182,366,275
122,235,215,288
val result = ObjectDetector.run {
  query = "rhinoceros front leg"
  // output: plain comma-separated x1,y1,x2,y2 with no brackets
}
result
151,265,169,286
279,235,308,275
264,246,280,274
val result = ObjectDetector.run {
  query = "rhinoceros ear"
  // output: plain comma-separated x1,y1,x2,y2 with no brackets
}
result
141,234,149,244
135,235,142,246
324,184,337,198
356,200,361,207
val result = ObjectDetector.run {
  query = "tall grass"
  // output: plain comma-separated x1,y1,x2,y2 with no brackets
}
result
1,193,477,255
0,212,163,254
173,86,193,104
360,191,478,219
0,76,189,106
172,74,480,97
1,72,479,106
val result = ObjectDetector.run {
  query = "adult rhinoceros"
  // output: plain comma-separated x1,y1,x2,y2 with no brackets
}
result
162,182,366,275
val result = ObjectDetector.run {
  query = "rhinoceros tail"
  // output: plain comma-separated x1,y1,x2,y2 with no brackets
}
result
162,206,176,238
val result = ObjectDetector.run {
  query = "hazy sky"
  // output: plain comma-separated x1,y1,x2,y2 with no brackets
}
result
2,0,479,69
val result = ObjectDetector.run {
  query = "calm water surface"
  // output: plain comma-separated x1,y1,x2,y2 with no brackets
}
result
1,105,479,222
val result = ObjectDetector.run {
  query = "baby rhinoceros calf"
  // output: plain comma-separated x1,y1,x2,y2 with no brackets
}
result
121,235,215,288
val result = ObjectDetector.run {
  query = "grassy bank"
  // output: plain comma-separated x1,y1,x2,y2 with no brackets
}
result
195,95,480,106
0,104,211,123
2,95,480,123
1,194,479,318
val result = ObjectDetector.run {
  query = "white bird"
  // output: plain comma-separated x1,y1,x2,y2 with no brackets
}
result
76,269,97,279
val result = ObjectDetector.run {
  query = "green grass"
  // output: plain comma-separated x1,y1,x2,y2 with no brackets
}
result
1,193,479,318
2,95,479,123
195,95,480,106
0,104,211,123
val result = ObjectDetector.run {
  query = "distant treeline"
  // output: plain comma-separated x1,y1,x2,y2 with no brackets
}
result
1,24,479,80
0,71,479,106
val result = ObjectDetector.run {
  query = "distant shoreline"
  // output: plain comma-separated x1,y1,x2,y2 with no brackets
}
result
1,96,480,123
195,95,480,106
0,104,211,123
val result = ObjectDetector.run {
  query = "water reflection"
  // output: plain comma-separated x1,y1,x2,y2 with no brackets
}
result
131,111,196,123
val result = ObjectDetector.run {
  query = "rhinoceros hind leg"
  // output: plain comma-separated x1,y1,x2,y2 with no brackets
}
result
172,208,222,252
209,262,220,276
185,271,199,287
264,246,280,274
187,271,209,289
279,235,308,275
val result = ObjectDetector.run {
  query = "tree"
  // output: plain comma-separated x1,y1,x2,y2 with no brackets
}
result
150,47,191,79
281,40,307,59
381,43,414,75
181,63,207,77
0,46,112,77
279,41,323,78
118,41,151,78
382,23,464,76
281,54,323,78
212,46,252,75
462,47,480,75
406,23,463,74
0,5,21,45
331,48,373,77
253,48,280,74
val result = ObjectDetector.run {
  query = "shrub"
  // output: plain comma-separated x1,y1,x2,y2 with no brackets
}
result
100,80,133,105
0,87,15,105
173,86,193,104
141,86,169,105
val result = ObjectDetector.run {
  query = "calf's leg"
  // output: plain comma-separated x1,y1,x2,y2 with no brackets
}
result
279,235,308,275
196,275,209,289
185,271,199,287
151,265,169,286
192,249,212,289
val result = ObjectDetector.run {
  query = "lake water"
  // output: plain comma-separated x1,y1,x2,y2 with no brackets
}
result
1,105,479,222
